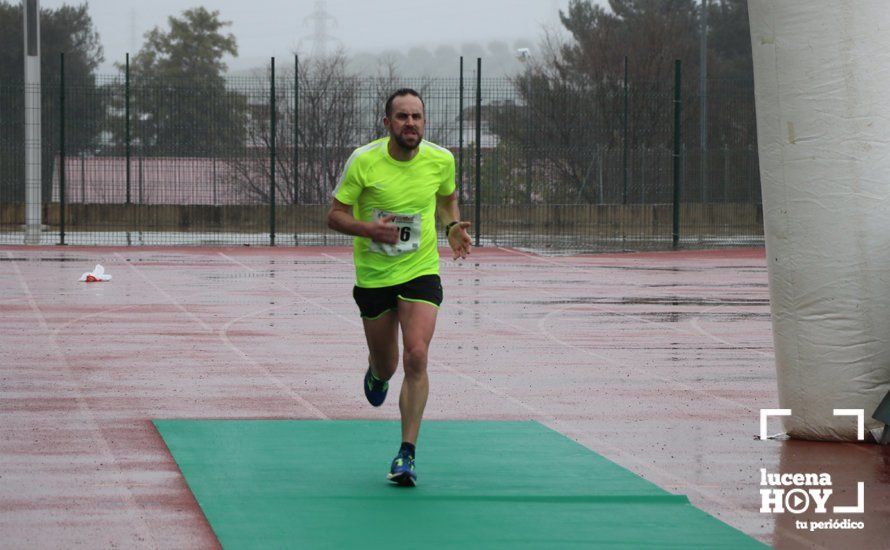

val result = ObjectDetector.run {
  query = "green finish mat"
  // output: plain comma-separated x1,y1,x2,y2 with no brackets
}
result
153,420,766,549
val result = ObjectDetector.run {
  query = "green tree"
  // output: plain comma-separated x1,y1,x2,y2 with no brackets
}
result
118,7,246,157
558,0,700,84
0,1,104,202
708,0,753,81
705,0,757,171
489,0,756,204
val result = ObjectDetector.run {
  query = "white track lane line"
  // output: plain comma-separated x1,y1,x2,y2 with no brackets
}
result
689,316,774,358
462,253,769,413
118,253,327,420
218,303,328,420
536,304,762,412
7,251,158,549
225,252,548,417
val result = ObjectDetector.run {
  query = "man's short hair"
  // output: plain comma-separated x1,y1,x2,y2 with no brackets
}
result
385,88,424,117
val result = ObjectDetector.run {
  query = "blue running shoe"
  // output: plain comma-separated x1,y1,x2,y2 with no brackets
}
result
363,366,388,407
387,451,416,486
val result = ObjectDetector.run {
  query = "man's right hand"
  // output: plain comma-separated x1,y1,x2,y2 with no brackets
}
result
367,214,400,244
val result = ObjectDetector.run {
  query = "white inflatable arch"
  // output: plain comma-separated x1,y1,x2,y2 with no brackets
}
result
748,0,890,441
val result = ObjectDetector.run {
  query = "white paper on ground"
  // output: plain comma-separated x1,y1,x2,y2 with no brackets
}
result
79,264,112,282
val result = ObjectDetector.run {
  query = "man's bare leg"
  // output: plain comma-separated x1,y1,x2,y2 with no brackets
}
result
396,299,438,444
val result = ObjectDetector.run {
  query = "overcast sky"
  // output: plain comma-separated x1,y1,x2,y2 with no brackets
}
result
39,0,584,72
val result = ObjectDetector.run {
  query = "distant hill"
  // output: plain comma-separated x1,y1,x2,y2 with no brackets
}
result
226,39,535,79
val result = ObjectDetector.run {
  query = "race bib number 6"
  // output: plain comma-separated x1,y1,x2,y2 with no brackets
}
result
368,209,422,256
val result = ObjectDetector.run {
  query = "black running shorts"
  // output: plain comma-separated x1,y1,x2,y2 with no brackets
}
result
353,274,443,319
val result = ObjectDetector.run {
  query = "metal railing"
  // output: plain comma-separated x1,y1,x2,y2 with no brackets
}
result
0,56,761,251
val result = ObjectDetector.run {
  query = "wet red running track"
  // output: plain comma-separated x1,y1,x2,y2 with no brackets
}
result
1,246,887,549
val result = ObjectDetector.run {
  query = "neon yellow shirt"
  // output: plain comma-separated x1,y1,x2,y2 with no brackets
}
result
333,137,456,288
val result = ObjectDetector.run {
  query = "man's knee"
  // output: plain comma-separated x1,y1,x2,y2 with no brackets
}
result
403,343,429,375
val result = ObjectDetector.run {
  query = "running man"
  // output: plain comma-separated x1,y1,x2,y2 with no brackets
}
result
326,88,472,486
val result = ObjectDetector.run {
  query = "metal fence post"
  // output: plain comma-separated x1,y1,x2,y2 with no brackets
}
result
293,54,299,206
722,143,729,201
700,0,709,203
270,57,276,246
125,52,131,205
672,59,682,249
474,57,482,247
59,52,66,245
80,152,85,203
525,62,532,205
458,56,464,205
622,56,629,204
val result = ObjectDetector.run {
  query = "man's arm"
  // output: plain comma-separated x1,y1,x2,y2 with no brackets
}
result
326,198,399,244
436,191,472,260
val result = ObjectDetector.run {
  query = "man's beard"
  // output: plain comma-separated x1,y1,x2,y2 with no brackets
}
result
393,131,421,150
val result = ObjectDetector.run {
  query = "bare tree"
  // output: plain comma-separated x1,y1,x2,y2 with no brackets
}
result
366,59,447,147
227,50,362,205
227,50,469,206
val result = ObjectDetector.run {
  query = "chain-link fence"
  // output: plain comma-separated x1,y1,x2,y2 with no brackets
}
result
0,57,762,251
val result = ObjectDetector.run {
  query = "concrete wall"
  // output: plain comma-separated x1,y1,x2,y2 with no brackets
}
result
1,202,763,239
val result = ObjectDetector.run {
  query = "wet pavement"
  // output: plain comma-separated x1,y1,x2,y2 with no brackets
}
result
1,246,886,549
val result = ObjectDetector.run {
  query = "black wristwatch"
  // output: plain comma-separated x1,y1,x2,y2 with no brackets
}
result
444,221,459,239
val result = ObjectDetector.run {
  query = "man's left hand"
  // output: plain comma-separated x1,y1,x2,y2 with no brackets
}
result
448,221,473,260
